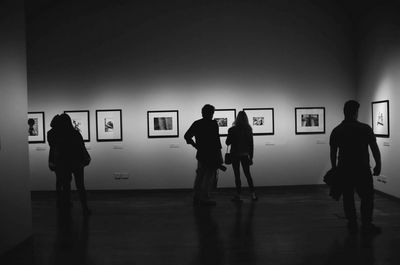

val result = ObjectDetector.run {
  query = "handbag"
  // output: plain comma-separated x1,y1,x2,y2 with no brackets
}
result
224,146,232,165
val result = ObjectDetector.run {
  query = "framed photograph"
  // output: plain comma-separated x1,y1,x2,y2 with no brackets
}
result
28,112,45,143
243,108,274,135
295,107,325,134
214,109,236,136
96,109,122,141
64,110,90,142
372,100,389,137
147,110,179,138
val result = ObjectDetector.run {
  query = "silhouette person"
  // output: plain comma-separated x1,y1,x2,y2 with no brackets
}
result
49,113,91,215
330,100,381,233
185,104,223,206
226,111,257,202
48,114,63,206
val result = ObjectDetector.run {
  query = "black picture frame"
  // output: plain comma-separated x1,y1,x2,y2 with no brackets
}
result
214,109,236,136
28,112,46,144
96,109,123,142
64,110,91,142
372,100,390,138
243,108,275,135
147,110,179,138
295,107,326,135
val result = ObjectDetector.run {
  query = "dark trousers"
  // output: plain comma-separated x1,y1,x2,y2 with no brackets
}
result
194,161,217,200
232,155,255,194
342,169,374,225
56,167,88,209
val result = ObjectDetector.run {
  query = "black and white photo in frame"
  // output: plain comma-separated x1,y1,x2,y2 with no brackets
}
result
243,108,274,135
64,110,91,142
147,110,179,138
372,100,389,138
28,112,45,143
214,109,236,136
96,109,122,141
295,107,325,134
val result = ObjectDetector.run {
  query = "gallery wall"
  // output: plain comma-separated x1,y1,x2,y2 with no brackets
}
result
357,2,400,198
0,0,32,254
26,0,356,190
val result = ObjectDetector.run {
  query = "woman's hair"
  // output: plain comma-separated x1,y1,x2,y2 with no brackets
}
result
234,111,252,131
58,113,74,132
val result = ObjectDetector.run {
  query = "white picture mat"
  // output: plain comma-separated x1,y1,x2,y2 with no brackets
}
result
296,108,325,133
65,111,90,141
244,109,274,134
214,109,236,136
28,113,45,142
148,111,178,137
372,102,389,135
96,110,122,140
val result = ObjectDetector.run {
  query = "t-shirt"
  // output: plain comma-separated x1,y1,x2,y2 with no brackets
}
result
330,119,376,169
184,118,222,165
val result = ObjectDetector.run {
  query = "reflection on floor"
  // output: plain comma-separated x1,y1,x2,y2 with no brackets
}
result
2,185,400,265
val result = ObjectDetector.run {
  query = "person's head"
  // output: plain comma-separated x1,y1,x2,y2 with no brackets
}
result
28,118,35,127
50,114,60,129
344,100,360,120
201,104,215,119
234,111,251,128
58,113,74,131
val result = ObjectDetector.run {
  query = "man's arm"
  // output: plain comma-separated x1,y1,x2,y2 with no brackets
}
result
184,123,198,150
370,141,381,176
330,146,338,169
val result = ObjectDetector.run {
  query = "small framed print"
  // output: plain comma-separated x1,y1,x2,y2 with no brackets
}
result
214,109,236,136
372,100,389,137
147,110,179,138
28,112,45,143
243,108,274,135
96,109,122,142
295,107,325,135
64,110,90,142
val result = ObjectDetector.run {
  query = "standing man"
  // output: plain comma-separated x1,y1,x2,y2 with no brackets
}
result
330,100,382,233
185,104,223,206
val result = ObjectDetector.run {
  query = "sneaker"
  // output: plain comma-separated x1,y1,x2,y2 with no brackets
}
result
231,195,243,203
251,193,258,201
361,223,382,234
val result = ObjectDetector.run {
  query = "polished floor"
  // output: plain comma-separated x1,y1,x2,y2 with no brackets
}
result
2,185,400,265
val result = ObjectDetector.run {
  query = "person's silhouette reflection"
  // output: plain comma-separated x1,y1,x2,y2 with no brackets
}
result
228,203,256,265
193,206,224,265
49,209,92,265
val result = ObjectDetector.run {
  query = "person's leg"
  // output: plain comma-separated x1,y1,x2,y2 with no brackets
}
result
73,167,90,213
193,161,205,202
232,158,241,195
356,171,379,232
241,156,255,192
56,168,72,209
55,171,63,208
342,182,357,231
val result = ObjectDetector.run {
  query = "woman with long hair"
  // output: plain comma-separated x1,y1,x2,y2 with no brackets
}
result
226,111,257,202
53,113,91,215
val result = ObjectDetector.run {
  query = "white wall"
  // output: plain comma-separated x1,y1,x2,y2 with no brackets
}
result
0,0,32,254
27,0,356,190
357,3,400,198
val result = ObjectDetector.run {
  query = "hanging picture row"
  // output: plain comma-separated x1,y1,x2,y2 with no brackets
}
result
32,104,389,143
